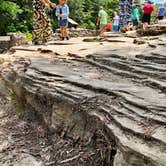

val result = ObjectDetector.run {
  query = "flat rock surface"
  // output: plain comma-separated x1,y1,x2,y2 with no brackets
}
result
0,36,11,41
1,33,166,166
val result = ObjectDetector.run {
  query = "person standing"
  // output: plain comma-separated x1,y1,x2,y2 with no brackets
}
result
119,0,133,30
56,0,69,40
157,4,166,22
105,21,112,32
96,6,108,37
113,12,120,31
32,0,56,44
132,4,140,30
142,1,154,29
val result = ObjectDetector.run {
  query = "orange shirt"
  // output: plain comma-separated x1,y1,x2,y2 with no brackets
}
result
106,23,112,30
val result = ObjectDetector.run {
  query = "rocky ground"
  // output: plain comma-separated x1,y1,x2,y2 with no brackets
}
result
0,31,166,166
0,33,123,166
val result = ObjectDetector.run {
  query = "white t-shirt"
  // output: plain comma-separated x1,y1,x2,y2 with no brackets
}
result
113,16,120,26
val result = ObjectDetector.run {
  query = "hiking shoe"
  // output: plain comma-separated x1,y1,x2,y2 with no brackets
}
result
61,37,65,41
66,36,70,40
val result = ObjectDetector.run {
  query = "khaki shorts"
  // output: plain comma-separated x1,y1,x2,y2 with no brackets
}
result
100,24,106,29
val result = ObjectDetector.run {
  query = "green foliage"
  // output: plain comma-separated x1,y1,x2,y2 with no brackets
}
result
26,32,33,42
0,0,33,35
0,0,22,35
151,4,159,23
0,0,119,34
0,0,22,17
1,0,164,36
68,0,119,29
0,57,4,64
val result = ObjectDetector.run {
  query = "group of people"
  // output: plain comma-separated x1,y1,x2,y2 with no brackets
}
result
96,1,166,37
97,8,120,37
32,0,166,44
132,1,165,30
32,0,69,44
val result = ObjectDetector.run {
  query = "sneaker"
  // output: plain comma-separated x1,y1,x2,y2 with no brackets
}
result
61,37,65,41
66,36,70,40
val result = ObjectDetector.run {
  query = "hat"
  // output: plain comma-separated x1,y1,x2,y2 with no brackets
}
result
136,3,141,7
100,6,103,10
147,0,152,3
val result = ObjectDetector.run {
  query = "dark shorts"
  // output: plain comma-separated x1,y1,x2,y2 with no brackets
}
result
58,19,68,27
142,14,151,24
157,16,164,20
132,19,138,26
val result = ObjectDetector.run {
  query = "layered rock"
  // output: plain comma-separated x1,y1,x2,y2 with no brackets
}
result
7,32,28,46
1,37,166,166
0,32,28,53
137,24,166,36
0,36,11,53
54,28,97,39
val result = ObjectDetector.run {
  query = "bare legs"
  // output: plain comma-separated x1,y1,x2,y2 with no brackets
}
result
60,26,69,40
143,22,148,30
132,26,136,31
99,25,106,37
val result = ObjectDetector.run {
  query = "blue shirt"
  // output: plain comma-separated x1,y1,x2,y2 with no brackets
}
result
158,6,165,17
56,4,69,20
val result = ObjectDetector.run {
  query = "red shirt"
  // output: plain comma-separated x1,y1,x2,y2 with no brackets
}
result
143,3,154,14
106,23,112,30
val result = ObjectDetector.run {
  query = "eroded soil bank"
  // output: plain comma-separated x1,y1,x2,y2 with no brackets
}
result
0,78,114,166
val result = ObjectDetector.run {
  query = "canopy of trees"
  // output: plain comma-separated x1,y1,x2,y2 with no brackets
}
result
0,0,119,35
0,0,33,35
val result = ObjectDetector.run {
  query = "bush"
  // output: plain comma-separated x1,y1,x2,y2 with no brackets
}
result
26,32,32,42
0,57,4,64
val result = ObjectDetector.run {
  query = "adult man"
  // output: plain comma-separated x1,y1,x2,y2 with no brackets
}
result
32,0,56,44
96,6,108,37
157,4,165,21
142,1,154,29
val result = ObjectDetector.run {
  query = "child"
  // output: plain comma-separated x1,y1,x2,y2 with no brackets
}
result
106,22,112,32
56,0,69,40
113,12,120,31
132,5,140,30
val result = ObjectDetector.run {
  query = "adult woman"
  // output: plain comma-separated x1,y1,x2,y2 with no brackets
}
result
119,0,133,30
32,0,56,44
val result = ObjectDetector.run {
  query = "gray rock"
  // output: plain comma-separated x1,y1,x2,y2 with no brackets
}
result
1,36,166,166
7,32,28,46
0,32,28,52
0,36,11,51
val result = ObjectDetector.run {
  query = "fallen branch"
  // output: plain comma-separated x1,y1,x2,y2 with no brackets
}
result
59,153,81,164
